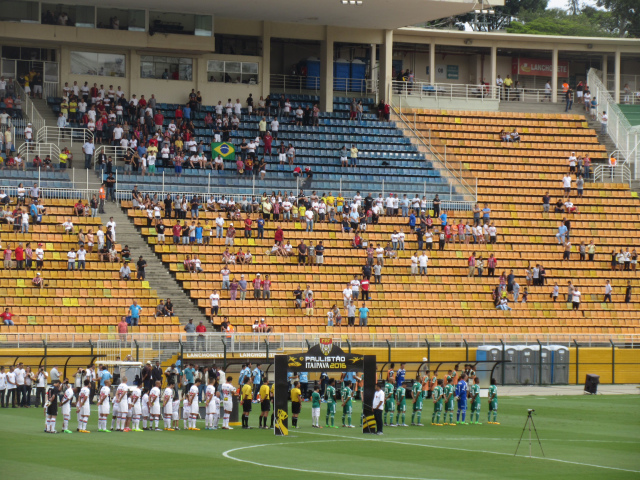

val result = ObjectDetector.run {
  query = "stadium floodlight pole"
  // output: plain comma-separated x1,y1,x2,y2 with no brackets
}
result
514,409,544,458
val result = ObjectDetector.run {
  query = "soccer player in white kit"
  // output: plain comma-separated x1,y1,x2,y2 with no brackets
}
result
76,379,92,433
182,387,191,430
130,385,142,431
204,377,216,430
60,380,75,434
149,381,162,431
187,378,201,430
172,392,180,430
141,389,150,430
97,379,112,432
162,380,175,431
114,377,129,432
221,376,236,430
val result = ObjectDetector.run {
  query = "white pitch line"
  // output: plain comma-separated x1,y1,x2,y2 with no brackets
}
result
222,440,444,480
297,431,640,474
387,437,640,444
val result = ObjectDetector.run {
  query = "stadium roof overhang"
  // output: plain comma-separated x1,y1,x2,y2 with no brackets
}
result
62,0,484,29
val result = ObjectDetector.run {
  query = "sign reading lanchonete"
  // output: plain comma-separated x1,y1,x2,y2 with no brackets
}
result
511,58,569,77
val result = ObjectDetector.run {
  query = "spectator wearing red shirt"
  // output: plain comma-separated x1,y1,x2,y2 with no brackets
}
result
487,254,498,277
361,277,370,300
263,132,273,156
196,321,207,351
2,308,14,326
244,215,252,238
274,226,284,244
175,106,183,120
253,274,263,299
468,252,476,277
14,243,25,270
117,316,128,341
139,95,147,108
153,111,164,133
172,222,183,245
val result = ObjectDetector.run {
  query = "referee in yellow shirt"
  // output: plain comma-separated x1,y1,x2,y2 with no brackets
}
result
259,378,270,429
241,377,253,429
291,381,301,428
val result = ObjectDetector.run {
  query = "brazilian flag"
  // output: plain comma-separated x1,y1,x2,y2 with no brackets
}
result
211,142,236,160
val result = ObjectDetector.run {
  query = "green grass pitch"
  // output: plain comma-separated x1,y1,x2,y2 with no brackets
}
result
1,395,638,479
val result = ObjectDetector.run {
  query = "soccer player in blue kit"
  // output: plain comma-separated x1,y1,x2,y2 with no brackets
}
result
455,373,469,425
395,363,406,388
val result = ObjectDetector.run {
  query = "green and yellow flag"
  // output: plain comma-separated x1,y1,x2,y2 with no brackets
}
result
211,142,236,160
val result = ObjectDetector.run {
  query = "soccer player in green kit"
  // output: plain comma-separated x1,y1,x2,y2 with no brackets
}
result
488,377,499,424
311,385,322,428
470,376,482,424
411,377,425,426
383,379,396,426
325,378,338,428
395,382,408,427
341,381,354,427
431,378,444,426
443,376,456,425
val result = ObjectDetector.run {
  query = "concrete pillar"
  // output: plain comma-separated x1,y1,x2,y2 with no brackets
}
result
370,44,377,94
261,21,271,100
614,49,621,104
379,29,393,104
551,48,558,104
490,45,497,99
430,40,436,84
602,54,608,90
320,26,334,112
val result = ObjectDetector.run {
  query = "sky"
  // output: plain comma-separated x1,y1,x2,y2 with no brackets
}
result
545,0,599,10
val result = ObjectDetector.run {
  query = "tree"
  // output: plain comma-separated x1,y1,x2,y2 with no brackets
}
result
507,8,616,36
596,0,640,37
566,0,580,16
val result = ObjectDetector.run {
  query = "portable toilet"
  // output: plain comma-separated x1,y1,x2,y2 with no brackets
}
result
519,345,539,385
349,59,367,93
334,59,350,92
305,57,321,89
475,345,502,385
539,346,553,385
503,346,519,385
550,345,570,384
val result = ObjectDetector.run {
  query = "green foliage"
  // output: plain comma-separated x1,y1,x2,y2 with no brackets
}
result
502,0,549,16
596,0,640,37
507,8,617,36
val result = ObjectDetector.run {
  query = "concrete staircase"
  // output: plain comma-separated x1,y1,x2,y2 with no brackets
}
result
101,201,209,328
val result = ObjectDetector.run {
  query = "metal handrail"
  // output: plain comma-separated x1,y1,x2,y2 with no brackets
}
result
0,185,97,199
593,164,631,187
0,332,638,350
390,104,477,202
17,142,61,164
588,68,639,178
36,126,93,146
12,81,46,138
93,145,134,169
270,74,375,95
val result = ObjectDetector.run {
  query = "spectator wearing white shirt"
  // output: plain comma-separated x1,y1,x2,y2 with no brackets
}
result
67,249,76,270
342,285,353,308
603,280,613,303
410,253,419,275
418,252,428,276
77,246,87,270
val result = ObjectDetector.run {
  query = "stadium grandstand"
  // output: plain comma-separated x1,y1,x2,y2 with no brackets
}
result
1,0,640,400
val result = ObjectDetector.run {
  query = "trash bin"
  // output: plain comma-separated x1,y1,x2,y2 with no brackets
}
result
518,345,538,385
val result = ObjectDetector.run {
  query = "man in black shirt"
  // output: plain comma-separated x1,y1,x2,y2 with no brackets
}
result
433,194,441,217
46,380,61,433
136,256,147,281
542,192,550,213
315,241,325,264
152,361,163,385
364,193,374,211
105,174,116,203
293,286,303,309
362,264,371,280
156,220,166,245
123,152,133,173
297,241,307,266
164,194,172,219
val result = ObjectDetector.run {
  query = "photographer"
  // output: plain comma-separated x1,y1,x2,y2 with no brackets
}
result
74,367,85,394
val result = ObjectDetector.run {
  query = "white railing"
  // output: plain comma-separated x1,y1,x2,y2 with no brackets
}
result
1,332,638,350
12,81,46,138
605,73,640,96
17,142,60,164
270,74,375,95
588,68,640,179
36,126,93,146
93,145,134,169
0,185,97,199
593,163,632,186
390,104,477,203
392,81,499,101
44,81,59,100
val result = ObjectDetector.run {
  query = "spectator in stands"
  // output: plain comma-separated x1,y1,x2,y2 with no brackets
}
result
2,308,14,326
128,300,142,326
119,261,131,281
117,317,128,341
136,256,147,280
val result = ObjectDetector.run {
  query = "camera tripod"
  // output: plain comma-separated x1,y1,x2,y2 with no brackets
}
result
514,410,544,458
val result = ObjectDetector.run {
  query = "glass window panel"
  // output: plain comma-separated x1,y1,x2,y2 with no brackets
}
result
207,60,224,73
0,0,39,23
70,51,125,77
226,62,241,73
242,62,258,74
140,62,154,79
44,62,59,83
140,56,154,62
128,9,145,31
1,58,16,78
75,5,95,28
179,58,192,65
194,15,212,37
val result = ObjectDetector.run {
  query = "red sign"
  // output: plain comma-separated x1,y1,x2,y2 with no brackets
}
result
512,58,569,77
